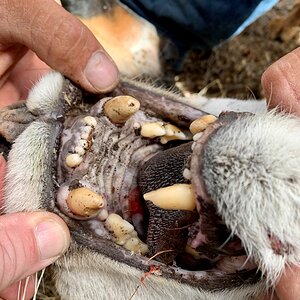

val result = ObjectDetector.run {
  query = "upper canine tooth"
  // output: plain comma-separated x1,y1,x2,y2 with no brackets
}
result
65,153,83,168
104,96,140,124
143,184,196,211
83,116,97,127
140,122,166,138
189,115,217,135
66,187,104,217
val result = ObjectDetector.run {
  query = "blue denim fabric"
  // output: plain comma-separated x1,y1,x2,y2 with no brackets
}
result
120,0,278,51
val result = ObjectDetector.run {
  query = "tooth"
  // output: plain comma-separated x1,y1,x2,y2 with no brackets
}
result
159,124,187,144
140,122,166,138
98,208,108,221
105,213,148,254
183,168,191,180
83,116,97,127
124,237,149,255
189,115,217,135
193,132,203,141
79,139,89,149
66,187,104,217
143,184,196,211
74,146,85,156
104,96,140,124
81,126,92,140
65,153,83,168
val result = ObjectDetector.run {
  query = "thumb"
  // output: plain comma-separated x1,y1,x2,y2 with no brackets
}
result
275,266,300,300
0,212,70,291
261,47,300,116
0,0,119,93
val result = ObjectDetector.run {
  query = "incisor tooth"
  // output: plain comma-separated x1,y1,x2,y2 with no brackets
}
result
65,153,83,168
140,122,166,138
189,115,217,135
84,116,97,127
104,96,140,123
66,187,104,217
143,184,196,211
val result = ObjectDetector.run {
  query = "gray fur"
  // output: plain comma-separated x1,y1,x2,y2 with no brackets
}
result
1,72,287,299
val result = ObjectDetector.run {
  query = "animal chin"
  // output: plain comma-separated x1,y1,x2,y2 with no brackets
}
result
54,87,259,290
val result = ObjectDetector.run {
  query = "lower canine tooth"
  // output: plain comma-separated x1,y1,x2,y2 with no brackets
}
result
65,153,83,168
66,187,104,217
104,96,140,124
143,184,196,211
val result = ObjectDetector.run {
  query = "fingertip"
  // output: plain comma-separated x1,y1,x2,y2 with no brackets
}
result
83,50,119,93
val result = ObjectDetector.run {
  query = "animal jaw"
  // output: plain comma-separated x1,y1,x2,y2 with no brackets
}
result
2,71,300,299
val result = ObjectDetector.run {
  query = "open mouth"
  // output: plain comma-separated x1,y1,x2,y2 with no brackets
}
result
54,81,260,290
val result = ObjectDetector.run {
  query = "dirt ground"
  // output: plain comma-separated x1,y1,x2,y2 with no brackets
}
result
36,0,300,299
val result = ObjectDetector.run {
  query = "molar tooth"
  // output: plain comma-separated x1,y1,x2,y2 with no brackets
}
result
79,139,89,149
143,184,196,211
83,116,97,127
140,122,166,138
65,153,83,168
74,146,85,156
160,124,188,144
104,96,140,124
124,237,149,255
105,213,147,254
66,187,104,217
189,115,217,135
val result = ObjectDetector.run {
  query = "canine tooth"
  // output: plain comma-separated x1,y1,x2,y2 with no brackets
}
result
66,187,104,217
104,96,140,123
140,122,166,138
83,116,97,127
189,115,217,135
143,184,196,211
74,146,85,156
65,153,83,168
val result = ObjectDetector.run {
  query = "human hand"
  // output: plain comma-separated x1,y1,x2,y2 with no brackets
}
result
262,47,300,300
0,0,119,299
0,0,119,107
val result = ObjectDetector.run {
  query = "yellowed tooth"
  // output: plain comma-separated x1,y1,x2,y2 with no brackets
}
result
104,96,140,124
140,122,166,138
74,146,85,156
66,187,104,217
143,184,196,211
83,116,97,127
124,237,149,255
160,124,187,144
189,115,217,135
65,153,83,168
105,213,148,254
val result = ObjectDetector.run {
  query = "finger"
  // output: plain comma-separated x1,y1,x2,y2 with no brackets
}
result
0,51,50,106
1,0,119,93
0,275,35,300
261,47,300,116
0,211,70,291
276,266,300,300
0,155,6,207
0,45,27,88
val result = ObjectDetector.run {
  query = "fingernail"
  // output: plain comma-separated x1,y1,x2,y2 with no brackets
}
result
35,220,69,261
84,51,119,92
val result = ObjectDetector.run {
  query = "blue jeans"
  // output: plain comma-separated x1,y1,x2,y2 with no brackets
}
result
120,0,278,51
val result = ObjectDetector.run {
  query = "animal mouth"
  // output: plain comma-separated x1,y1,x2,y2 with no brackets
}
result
54,82,260,290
